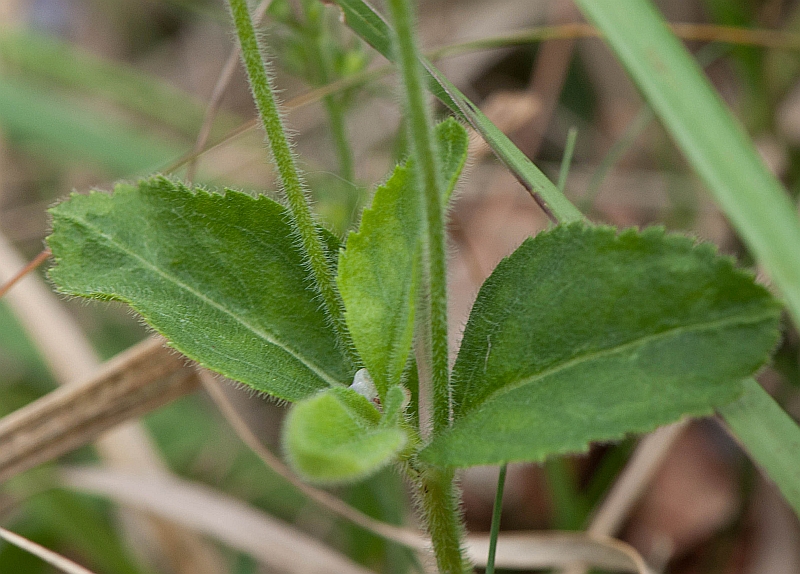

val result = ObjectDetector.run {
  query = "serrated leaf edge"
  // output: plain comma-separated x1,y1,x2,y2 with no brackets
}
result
49,186,342,388
452,222,781,414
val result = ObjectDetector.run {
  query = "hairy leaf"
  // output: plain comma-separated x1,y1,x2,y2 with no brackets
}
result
48,176,349,401
337,119,467,397
421,224,781,467
283,387,406,484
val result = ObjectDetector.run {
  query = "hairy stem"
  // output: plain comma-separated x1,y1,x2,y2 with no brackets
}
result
417,467,467,574
386,0,449,437
387,0,465,569
228,0,356,369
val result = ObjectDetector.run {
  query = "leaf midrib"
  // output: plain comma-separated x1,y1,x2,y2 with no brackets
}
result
456,309,777,420
58,211,342,387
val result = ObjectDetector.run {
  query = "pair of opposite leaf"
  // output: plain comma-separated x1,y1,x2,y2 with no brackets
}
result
47,118,781,484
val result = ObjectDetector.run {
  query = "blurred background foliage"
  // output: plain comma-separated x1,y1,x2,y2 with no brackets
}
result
0,0,799,572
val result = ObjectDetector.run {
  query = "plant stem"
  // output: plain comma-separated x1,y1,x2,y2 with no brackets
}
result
386,0,463,569
301,0,356,182
228,0,356,369
324,95,356,182
418,467,467,574
557,126,578,193
544,458,588,530
386,0,449,437
485,464,507,574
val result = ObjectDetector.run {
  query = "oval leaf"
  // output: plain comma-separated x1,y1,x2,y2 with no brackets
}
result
421,224,781,467
338,118,467,397
283,387,406,484
47,176,349,401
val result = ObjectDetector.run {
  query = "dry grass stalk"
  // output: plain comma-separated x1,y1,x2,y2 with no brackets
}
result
0,337,197,483
61,465,655,573
0,229,224,574
0,526,97,574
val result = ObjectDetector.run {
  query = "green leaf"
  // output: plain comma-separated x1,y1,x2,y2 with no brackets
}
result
571,0,800,520
283,387,406,484
337,119,467,397
420,224,781,467
47,176,349,401
435,118,469,203
718,378,800,516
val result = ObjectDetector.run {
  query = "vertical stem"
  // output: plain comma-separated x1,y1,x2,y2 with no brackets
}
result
386,0,449,437
301,0,355,182
418,467,467,574
324,95,356,182
544,458,587,530
228,0,356,369
485,464,507,574
557,127,578,193
387,0,465,570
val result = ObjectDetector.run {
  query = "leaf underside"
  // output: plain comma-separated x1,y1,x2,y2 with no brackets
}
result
337,118,467,398
47,176,349,402
421,224,781,467
283,387,406,484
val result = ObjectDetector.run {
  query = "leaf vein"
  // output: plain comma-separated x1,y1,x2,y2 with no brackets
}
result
58,211,341,387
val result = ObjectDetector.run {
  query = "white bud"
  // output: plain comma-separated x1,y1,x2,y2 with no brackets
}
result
350,368,378,402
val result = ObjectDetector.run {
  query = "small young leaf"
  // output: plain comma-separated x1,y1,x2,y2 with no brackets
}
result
381,384,410,428
48,176,349,402
421,224,782,467
435,117,469,203
283,387,407,484
338,119,467,397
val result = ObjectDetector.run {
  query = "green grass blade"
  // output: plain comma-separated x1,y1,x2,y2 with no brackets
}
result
557,127,578,192
573,0,800,330
0,78,180,175
718,379,800,516
0,30,237,138
485,464,507,574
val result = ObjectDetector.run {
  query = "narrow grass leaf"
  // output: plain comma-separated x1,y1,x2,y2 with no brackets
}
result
0,78,180,175
283,387,406,484
0,30,237,138
337,119,467,397
719,378,800,516
421,224,781,467
47,176,349,401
